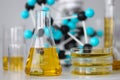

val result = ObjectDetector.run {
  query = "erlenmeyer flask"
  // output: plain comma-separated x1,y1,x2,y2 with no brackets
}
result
25,10,62,76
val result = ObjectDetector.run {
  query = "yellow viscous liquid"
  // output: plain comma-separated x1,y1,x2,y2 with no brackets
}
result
25,47,62,76
71,49,113,75
2,56,8,71
9,56,23,71
72,66,111,75
112,60,120,70
104,18,120,70
104,18,113,48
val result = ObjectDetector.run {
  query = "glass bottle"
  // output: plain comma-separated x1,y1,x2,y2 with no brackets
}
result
104,0,120,70
25,10,62,76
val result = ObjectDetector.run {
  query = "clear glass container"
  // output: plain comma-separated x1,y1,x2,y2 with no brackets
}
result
25,10,62,76
113,0,120,70
71,48,113,75
2,25,10,71
2,26,25,71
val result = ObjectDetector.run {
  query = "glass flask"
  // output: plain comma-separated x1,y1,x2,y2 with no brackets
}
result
25,10,62,76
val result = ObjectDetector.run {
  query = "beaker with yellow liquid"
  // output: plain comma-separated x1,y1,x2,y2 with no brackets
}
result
2,26,25,71
25,10,62,76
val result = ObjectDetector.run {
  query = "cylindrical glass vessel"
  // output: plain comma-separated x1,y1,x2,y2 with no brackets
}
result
2,26,25,71
113,0,120,70
8,26,25,71
25,10,62,76
2,26,9,71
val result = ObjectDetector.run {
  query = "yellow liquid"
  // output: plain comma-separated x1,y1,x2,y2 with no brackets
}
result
72,68,111,75
72,66,112,75
25,47,62,76
71,50,113,75
104,18,120,70
71,48,113,58
9,56,23,71
113,60,120,70
104,18,113,48
2,56,8,71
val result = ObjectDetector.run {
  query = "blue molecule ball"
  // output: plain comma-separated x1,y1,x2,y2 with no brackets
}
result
85,8,95,18
24,30,33,39
53,29,63,40
66,55,71,59
65,55,71,64
67,21,76,30
78,45,83,49
44,27,50,37
47,0,55,5
97,30,103,37
90,37,99,47
27,0,37,6
86,27,95,36
21,10,29,19
69,30,76,35
62,19,69,25
42,7,50,11
71,14,79,23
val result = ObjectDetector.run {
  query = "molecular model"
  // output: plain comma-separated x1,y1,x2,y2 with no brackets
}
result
21,0,103,66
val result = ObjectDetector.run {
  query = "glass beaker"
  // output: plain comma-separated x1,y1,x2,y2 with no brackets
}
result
25,10,62,76
9,26,25,71
2,25,10,71
2,26,25,71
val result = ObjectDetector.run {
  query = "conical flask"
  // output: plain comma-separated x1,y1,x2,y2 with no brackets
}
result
25,10,62,76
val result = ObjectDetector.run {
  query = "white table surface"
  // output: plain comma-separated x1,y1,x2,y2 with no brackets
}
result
1,67,120,80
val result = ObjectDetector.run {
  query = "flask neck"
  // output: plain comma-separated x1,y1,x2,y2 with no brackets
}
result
36,10,51,29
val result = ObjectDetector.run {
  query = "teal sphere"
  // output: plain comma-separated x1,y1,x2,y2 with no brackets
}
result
24,30,33,39
47,0,55,5
27,0,37,6
44,27,50,37
62,19,69,25
44,26,55,37
69,30,76,35
79,45,83,49
21,10,29,19
90,37,99,47
66,55,71,59
71,14,79,23
86,27,94,36
85,8,95,18
42,7,50,11
67,21,76,30
53,30,63,40
97,30,103,37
